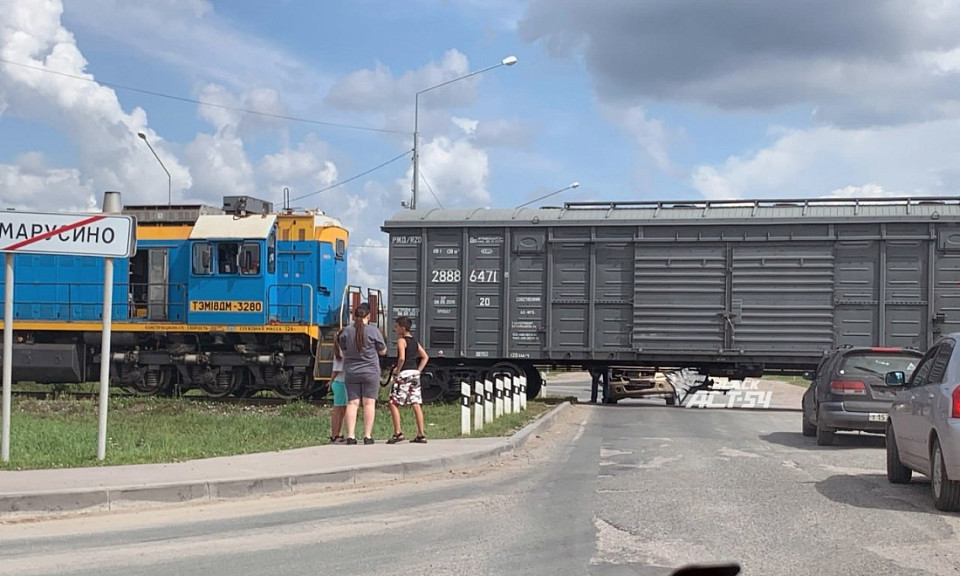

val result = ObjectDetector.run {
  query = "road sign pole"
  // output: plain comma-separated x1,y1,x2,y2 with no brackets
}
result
96,191,122,461
1,253,13,462
0,193,135,462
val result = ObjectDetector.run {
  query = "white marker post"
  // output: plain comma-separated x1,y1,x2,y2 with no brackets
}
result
511,376,521,413
0,196,135,462
473,381,484,431
519,376,527,410
494,378,504,418
500,377,508,415
484,380,494,424
503,376,513,415
460,381,471,436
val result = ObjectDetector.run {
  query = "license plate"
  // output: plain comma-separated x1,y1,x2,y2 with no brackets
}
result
868,413,889,422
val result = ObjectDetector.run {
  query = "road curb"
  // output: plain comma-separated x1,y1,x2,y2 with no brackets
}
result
0,402,571,520
510,401,571,448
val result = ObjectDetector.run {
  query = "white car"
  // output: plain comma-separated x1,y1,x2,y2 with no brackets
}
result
885,334,960,511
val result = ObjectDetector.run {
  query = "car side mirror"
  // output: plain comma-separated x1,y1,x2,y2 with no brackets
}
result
802,371,813,381
885,371,907,387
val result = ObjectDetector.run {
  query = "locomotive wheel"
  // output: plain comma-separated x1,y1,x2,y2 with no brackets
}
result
230,369,257,397
273,369,308,400
125,367,173,396
200,368,242,398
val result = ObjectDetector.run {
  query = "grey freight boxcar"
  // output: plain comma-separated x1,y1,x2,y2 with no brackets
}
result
382,197,960,401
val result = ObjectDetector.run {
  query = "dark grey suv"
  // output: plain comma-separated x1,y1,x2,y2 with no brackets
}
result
801,346,922,446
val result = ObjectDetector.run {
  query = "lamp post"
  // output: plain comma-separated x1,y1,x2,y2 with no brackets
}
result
410,55,518,210
137,132,172,206
515,182,580,209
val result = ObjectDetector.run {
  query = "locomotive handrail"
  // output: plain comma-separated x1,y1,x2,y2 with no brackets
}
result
339,284,366,329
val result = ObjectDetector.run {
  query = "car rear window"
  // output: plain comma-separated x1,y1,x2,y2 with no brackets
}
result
838,352,920,379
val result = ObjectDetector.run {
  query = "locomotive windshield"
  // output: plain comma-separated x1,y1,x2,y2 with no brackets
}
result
239,242,260,275
217,242,239,274
192,242,212,275
192,241,262,275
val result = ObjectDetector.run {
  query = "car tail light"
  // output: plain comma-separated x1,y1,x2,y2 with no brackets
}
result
830,380,866,395
952,386,960,419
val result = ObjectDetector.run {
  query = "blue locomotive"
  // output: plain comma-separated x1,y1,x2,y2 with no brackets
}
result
0,195,382,398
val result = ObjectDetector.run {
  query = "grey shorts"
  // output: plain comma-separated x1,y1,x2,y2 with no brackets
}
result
345,373,381,401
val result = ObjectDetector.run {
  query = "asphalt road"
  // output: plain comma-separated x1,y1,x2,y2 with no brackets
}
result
2,404,958,575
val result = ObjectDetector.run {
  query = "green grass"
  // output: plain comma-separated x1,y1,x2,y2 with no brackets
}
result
0,396,552,470
768,375,810,388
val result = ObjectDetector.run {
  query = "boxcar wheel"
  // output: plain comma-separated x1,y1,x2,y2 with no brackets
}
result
522,366,543,400
418,363,445,404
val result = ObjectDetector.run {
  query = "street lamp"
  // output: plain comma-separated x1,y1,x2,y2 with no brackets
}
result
515,182,580,209
137,132,172,206
409,55,518,210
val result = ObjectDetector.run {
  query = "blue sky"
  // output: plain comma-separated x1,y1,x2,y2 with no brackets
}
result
2,0,960,287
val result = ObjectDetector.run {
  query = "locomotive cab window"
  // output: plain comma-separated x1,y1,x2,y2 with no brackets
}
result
240,242,261,275
335,238,345,260
192,243,212,275
218,242,240,275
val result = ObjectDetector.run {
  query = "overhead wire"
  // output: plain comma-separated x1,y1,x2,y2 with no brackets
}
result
1,57,421,214
0,57,408,135
287,149,413,204
418,171,445,209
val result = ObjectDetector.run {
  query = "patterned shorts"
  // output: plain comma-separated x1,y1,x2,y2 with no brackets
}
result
390,369,422,405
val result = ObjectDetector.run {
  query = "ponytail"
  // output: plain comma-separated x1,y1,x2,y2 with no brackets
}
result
333,329,343,361
353,303,370,352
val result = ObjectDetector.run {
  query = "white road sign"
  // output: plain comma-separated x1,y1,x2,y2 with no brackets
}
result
0,211,136,258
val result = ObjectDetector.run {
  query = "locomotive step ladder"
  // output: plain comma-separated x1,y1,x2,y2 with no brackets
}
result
313,335,334,382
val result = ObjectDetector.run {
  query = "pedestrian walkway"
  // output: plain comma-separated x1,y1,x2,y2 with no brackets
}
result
0,403,570,520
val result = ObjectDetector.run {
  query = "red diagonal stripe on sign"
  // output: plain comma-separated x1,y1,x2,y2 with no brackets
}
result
3,215,106,252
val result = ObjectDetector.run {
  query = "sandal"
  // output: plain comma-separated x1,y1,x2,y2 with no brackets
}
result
411,435,427,444
332,435,345,444
386,432,405,444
